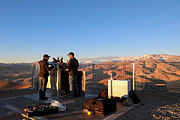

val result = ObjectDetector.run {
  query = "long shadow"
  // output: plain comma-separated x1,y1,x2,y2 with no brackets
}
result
165,62,180,70
137,75,169,92
85,67,110,83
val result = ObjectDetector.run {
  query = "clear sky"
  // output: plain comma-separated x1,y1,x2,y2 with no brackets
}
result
0,0,180,63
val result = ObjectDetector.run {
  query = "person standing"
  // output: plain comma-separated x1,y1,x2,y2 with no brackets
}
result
50,58,57,96
58,52,79,97
39,54,54,100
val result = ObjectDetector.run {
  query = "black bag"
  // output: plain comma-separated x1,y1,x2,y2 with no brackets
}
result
129,90,143,105
24,103,58,117
98,89,108,98
83,98,117,116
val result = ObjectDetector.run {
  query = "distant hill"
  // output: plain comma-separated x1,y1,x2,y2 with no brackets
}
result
0,54,179,92
79,54,180,64
0,81,19,90
79,56,119,64
0,81,31,90
0,64,32,90
111,54,180,62
79,58,180,93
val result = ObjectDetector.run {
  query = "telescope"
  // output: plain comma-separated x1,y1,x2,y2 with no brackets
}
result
52,57,63,63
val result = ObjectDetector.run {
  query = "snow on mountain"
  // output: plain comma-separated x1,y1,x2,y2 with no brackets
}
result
79,56,119,64
79,54,180,64
111,54,180,62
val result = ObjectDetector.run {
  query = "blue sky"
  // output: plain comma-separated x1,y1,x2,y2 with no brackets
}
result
0,0,180,63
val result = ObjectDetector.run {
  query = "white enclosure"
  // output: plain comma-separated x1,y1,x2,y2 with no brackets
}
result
108,80,131,98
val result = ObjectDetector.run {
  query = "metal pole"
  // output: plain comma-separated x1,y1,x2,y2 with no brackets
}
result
31,64,34,89
133,63,135,90
92,63,95,88
35,62,39,89
57,64,60,99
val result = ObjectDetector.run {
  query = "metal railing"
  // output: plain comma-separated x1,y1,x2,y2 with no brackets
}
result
79,62,135,95
79,61,180,94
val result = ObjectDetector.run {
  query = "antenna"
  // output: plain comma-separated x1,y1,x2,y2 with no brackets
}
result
111,71,113,80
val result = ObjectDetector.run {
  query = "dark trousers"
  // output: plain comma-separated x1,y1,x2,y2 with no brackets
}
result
69,75,79,97
39,77,48,99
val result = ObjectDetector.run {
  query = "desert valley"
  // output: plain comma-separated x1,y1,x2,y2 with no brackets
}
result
0,54,180,93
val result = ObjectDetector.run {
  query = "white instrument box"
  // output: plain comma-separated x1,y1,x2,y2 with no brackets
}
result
108,80,131,98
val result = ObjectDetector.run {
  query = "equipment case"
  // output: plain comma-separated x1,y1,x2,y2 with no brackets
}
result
83,98,117,116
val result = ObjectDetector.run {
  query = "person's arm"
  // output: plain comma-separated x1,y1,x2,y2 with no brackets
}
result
58,59,71,69
45,62,53,71
66,60,71,69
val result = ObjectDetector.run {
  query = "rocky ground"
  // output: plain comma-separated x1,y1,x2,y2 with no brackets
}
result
117,91,180,120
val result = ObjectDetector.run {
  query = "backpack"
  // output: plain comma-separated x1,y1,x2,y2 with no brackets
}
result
122,97,133,106
129,90,143,105
98,89,108,98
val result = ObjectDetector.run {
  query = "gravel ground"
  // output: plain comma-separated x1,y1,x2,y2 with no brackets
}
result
0,89,38,99
117,91,180,120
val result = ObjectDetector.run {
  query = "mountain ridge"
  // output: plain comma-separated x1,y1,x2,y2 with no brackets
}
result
79,54,180,64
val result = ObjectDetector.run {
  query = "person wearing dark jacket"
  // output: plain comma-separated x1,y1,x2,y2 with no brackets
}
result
39,54,54,100
50,58,57,96
58,52,79,97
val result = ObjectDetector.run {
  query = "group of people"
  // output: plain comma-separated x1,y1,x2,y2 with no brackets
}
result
38,52,79,100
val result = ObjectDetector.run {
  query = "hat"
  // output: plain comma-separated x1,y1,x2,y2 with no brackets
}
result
43,54,50,58
68,52,74,56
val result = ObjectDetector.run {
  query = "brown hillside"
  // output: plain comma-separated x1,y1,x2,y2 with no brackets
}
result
80,59,180,92
0,81,31,90
0,64,32,90
0,81,19,90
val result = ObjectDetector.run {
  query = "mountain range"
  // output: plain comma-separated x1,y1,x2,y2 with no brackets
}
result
0,54,179,92
79,54,180,64
79,54,180,93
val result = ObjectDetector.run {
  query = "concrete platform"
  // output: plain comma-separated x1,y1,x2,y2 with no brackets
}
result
0,95,43,119
0,90,139,120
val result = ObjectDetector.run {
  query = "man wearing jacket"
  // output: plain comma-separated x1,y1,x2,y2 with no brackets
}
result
39,54,54,100
50,58,57,96
58,52,79,97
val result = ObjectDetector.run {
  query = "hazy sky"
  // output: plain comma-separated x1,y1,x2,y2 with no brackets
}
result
0,0,180,63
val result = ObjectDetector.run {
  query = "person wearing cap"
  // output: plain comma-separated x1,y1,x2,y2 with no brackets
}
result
50,58,58,96
58,52,79,97
39,54,54,100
